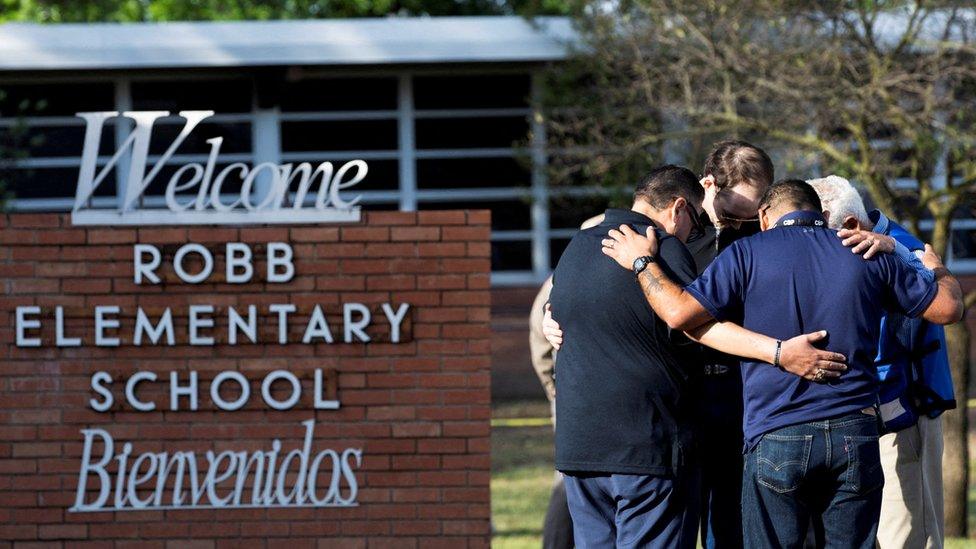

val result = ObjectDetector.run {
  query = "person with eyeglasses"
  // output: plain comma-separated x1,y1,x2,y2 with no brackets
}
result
682,141,773,549
548,140,775,547
542,139,895,548
547,165,848,548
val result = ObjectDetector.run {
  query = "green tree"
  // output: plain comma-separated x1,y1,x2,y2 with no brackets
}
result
0,0,569,21
544,0,976,536
0,89,39,209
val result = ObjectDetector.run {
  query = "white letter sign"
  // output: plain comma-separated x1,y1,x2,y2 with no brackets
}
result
71,111,365,226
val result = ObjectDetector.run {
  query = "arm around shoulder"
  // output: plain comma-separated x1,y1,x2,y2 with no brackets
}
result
637,265,713,331
600,224,713,331
920,245,964,325
922,268,964,325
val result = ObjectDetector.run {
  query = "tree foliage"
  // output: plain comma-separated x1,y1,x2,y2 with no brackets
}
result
0,89,37,209
0,0,569,21
547,1,976,253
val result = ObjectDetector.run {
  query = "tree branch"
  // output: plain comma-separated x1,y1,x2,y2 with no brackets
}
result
964,289,976,311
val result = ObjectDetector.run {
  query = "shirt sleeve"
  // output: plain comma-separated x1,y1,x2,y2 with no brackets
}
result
880,254,938,318
890,241,936,284
879,217,936,284
656,232,698,287
684,242,747,322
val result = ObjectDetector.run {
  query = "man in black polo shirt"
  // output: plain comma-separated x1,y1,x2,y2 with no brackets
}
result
548,165,705,548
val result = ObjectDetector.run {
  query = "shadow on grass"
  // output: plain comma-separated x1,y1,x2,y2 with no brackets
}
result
495,529,550,537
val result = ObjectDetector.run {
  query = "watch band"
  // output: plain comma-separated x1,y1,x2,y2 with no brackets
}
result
633,255,655,277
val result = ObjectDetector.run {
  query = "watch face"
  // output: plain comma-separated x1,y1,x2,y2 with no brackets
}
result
633,257,647,272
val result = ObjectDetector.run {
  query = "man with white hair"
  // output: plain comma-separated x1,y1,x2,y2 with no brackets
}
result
807,175,955,549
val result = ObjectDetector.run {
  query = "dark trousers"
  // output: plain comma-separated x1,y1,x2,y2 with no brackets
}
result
700,433,743,548
542,474,574,549
700,373,744,549
564,471,699,549
742,412,884,549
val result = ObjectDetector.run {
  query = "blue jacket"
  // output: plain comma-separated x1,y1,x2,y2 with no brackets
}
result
871,210,956,431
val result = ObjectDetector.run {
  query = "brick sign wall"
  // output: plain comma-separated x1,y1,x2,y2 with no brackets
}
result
0,211,491,547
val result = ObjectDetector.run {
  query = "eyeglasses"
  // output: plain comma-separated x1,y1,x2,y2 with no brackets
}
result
685,204,706,241
713,182,760,224
718,213,760,224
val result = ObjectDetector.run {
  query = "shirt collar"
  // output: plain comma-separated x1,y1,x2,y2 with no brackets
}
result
868,209,890,235
771,210,827,228
602,208,656,227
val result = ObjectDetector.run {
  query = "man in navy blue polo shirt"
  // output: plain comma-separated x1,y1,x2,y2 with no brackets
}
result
600,179,964,548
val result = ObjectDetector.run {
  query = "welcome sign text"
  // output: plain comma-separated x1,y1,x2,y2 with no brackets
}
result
72,110,366,226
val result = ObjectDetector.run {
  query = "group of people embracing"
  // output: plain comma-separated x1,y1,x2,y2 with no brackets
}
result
536,140,964,548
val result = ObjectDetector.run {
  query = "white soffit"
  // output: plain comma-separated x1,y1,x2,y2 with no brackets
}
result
0,16,576,71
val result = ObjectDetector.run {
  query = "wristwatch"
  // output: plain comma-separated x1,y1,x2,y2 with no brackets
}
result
632,255,655,276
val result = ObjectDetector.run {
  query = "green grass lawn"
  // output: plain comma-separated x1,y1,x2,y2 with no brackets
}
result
491,399,976,548
492,400,554,548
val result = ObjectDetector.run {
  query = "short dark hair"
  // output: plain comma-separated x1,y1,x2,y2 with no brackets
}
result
634,165,704,211
758,179,823,213
702,140,774,191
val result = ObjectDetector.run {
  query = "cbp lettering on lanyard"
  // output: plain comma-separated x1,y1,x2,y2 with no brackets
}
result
702,215,825,376
774,217,826,228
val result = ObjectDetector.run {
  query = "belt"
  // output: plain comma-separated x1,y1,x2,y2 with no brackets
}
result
703,364,730,376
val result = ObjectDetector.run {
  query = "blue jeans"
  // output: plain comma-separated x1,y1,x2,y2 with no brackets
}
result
742,411,884,549
564,472,700,549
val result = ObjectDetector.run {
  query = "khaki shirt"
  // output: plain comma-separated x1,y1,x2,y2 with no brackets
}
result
529,276,556,403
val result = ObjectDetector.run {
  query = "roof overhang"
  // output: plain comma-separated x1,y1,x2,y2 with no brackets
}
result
0,16,576,72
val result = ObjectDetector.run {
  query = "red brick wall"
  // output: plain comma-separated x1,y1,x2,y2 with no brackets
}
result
0,211,492,547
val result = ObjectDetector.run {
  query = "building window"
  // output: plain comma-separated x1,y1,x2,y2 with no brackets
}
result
131,79,253,113
413,74,531,109
281,120,398,152
280,77,398,112
0,82,114,116
415,117,530,150
1,82,115,202
492,240,534,272
416,158,530,189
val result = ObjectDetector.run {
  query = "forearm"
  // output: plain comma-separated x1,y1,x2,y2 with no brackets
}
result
688,322,849,381
925,268,964,324
686,321,776,363
636,263,712,331
935,267,962,300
